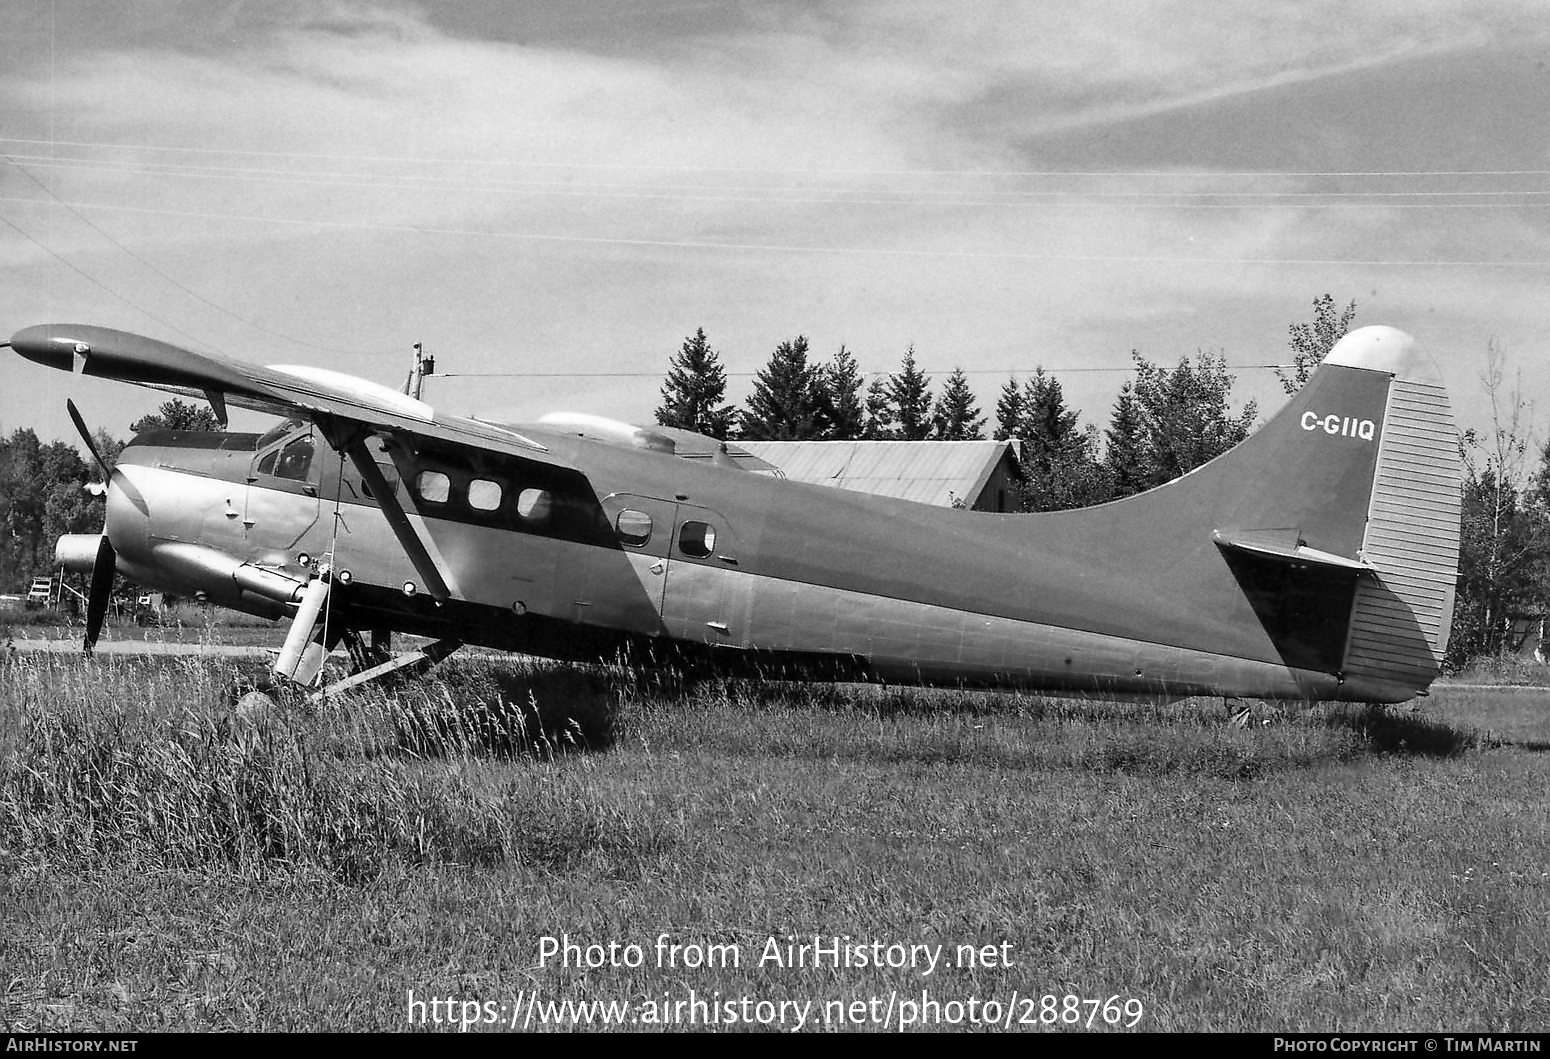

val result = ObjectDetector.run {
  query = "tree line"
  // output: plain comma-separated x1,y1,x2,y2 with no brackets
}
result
656,305,1332,509
0,401,215,602
4,295,1547,667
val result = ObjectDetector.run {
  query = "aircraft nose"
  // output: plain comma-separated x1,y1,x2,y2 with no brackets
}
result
8,325,83,371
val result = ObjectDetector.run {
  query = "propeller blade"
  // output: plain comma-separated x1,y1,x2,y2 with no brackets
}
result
84,535,116,655
65,399,149,515
67,399,113,480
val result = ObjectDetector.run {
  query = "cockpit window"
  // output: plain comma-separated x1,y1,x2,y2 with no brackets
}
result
256,419,304,449
273,435,315,481
256,449,278,476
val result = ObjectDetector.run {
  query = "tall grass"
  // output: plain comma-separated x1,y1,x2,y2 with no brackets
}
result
3,652,1545,1031
0,653,655,881
1,654,1495,882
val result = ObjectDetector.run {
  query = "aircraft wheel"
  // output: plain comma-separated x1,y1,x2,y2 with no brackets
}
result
224,690,278,740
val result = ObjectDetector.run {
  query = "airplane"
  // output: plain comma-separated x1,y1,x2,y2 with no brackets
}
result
6,322,1460,705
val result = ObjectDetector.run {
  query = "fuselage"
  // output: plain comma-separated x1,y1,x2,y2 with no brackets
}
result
11,320,1459,704
105,411,1407,703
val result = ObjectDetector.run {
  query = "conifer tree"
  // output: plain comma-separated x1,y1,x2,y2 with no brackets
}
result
1103,381,1149,500
933,368,985,440
884,345,934,441
818,345,867,440
993,377,1024,441
740,335,825,440
655,327,735,439
1017,369,1105,511
863,376,895,439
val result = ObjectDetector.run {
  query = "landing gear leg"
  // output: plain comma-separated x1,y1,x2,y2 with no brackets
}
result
273,573,332,686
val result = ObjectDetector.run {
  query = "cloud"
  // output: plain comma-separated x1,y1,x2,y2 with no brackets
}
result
2,0,1546,443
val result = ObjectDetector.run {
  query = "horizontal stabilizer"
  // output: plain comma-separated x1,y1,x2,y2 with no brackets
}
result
1212,530,1373,572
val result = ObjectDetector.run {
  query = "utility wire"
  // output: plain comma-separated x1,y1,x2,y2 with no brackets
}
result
5,194,1548,269
4,137,1550,179
2,154,396,359
0,212,219,349
9,155,1550,209
8,154,1548,210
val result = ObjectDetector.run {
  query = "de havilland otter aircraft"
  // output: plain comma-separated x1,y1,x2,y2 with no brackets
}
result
7,322,1460,704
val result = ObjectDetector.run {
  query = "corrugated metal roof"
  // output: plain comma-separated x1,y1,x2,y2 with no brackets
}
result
738,440,1016,507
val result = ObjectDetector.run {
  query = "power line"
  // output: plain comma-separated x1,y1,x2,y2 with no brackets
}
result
5,194,1549,268
10,151,1549,197
0,212,220,350
1,154,396,359
8,154,1548,210
4,136,1549,179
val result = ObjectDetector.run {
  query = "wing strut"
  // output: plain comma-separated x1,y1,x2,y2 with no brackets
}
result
319,417,453,602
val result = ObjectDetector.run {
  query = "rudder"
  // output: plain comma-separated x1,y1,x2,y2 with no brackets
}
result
1331,330,1461,699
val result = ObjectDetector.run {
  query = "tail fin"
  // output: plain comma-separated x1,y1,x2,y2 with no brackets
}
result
1204,326,1461,699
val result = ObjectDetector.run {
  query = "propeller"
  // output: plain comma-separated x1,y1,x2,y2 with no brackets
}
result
83,534,116,654
68,399,113,480
66,399,148,515
65,399,122,654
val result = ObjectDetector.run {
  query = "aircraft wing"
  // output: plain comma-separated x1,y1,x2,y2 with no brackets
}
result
7,323,561,465
9,323,583,603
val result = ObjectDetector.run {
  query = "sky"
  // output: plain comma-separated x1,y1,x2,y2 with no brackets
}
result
3,0,1549,457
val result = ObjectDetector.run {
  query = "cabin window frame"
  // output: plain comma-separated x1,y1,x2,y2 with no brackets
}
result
467,477,503,512
615,508,653,547
415,469,452,505
516,487,552,523
678,520,717,558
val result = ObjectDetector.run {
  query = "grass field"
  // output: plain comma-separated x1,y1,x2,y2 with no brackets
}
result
2,602,281,648
1,650,1546,1033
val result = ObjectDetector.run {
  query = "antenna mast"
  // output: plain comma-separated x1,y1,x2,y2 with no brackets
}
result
407,342,436,400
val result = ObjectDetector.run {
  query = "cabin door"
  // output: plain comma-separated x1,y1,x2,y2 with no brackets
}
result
597,494,748,647
659,503,748,649
597,492,679,624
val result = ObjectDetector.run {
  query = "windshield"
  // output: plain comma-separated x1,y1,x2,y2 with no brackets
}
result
255,418,305,449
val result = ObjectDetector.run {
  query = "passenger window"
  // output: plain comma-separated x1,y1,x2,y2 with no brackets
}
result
678,521,716,558
517,488,552,522
468,478,502,512
615,509,652,546
416,470,451,504
274,435,315,481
